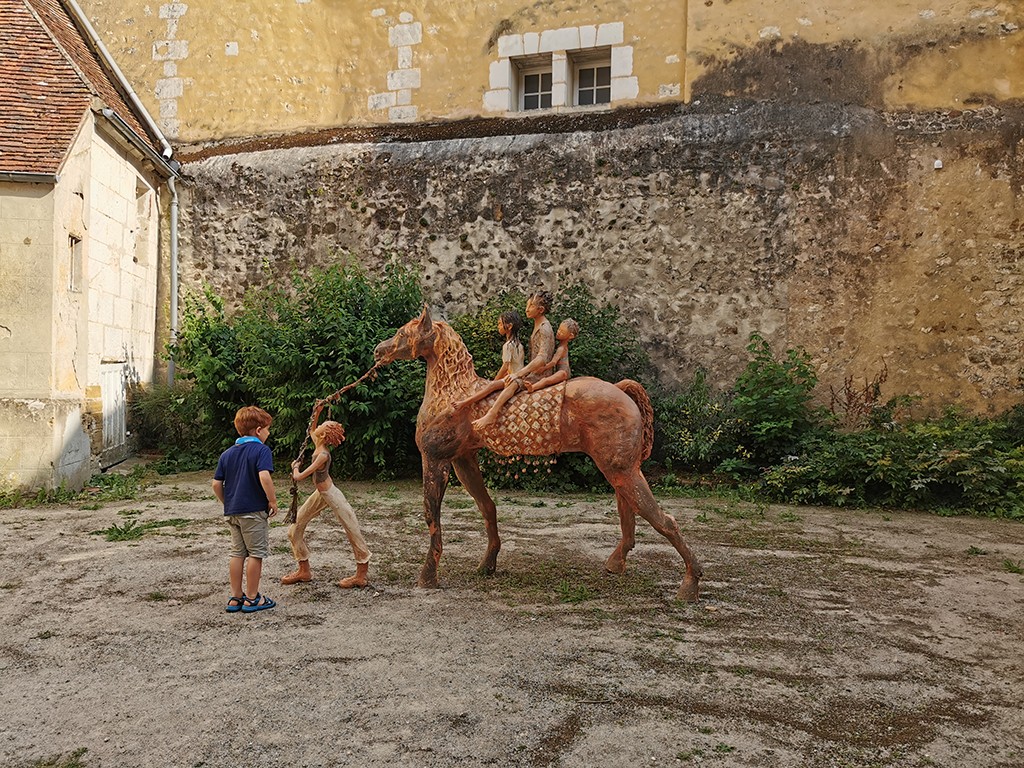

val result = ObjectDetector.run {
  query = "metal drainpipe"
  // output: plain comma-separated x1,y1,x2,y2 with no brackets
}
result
167,176,179,386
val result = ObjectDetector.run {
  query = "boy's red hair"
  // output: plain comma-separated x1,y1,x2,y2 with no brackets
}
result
234,406,272,436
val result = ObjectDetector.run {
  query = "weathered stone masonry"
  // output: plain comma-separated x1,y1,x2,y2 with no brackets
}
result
177,101,1023,415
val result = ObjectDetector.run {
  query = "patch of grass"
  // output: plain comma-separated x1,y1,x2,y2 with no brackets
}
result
966,545,988,556
0,582,20,590
556,579,595,603
34,630,55,640
713,743,737,754
778,511,801,523
117,508,144,518
31,747,88,768
145,591,169,602
91,517,192,542
1003,558,1024,575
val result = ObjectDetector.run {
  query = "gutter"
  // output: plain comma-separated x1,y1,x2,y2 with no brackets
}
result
0,172,60,184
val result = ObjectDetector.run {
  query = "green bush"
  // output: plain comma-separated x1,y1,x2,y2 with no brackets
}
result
731,333,826,468
760,408,1024,518
655,368,743,472
148,260,424,477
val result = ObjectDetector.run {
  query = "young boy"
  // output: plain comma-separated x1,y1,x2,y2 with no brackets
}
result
212,406,279,613
285,420,371,589
525,318,578,393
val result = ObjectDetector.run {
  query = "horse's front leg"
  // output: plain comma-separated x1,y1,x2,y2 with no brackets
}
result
453,453,500,575
419,456,451,588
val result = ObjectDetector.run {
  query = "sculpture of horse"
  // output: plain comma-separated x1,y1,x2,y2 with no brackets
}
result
373,307,702,601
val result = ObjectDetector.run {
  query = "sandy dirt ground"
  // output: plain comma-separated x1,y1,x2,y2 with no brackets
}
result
1,468,1023,768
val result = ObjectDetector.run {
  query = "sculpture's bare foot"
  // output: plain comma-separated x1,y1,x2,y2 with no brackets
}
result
472,414,495,431
338,562,368,589
676,575,700,603
604,549,627,575
282,560,312,585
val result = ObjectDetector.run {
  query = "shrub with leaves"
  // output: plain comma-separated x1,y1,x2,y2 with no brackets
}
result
760,408,1024,518
655,368,744,472
151,260,424,477
731,333,826,468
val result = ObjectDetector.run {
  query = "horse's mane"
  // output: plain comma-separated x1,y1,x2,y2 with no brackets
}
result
430,321,482,400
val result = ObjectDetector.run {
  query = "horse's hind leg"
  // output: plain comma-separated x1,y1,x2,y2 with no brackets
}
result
453,454,501,575
419,457,451,588
604,494,635,575
611,470,703,602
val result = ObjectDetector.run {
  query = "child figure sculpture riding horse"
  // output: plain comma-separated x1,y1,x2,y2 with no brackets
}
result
373,305,702,602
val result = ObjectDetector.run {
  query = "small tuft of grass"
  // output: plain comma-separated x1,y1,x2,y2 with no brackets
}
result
1003,558,1024,575
556,579,595,603
966,545,988,556
31,747,88,768
34,630,55,640
145,591,169,602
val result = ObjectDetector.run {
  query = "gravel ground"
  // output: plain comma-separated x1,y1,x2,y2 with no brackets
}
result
1,469,1022,768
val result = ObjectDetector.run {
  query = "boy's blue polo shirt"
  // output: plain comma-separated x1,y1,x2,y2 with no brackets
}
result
214,437,274,516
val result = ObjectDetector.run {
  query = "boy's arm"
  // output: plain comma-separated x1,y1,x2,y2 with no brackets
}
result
258,470,279,517
211,479,224,504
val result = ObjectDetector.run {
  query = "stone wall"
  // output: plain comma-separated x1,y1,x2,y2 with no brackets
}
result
176,101,1024,415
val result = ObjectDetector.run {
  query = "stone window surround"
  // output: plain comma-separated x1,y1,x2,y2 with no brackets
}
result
484,22,638,113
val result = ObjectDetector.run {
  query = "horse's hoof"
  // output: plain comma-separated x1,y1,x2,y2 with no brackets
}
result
604,554,627,575
676,578,700,603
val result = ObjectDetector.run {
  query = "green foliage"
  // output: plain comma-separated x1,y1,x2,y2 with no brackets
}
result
655,368,743,472
731,333,825,466
0,466,148,510
759,409,1024,518
551,283,654,384
151,260,424,477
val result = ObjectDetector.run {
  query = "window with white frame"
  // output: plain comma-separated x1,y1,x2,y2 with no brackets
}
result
516,55,553,111
572,49,611,107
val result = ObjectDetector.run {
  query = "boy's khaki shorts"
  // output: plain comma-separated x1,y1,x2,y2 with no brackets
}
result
227,511,270,559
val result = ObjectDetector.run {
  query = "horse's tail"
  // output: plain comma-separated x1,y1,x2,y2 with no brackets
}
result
616,379,654,461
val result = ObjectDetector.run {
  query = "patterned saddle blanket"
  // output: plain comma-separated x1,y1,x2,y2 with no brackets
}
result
473,382,565,456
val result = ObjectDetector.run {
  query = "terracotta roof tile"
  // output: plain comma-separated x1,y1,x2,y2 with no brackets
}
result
0,0,164,176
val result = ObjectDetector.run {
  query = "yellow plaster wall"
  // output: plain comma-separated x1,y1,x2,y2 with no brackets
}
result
686,0,1023,107
81,0,687,143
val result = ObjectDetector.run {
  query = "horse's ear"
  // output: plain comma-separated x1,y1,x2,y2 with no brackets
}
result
420,304,433,332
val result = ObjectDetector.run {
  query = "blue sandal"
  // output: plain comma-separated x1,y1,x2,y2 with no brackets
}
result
225,596,244,613
241,593,276,613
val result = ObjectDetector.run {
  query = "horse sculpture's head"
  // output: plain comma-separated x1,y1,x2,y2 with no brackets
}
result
374,305,438,365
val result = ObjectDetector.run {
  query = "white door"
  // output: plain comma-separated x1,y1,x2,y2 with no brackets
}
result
99,363,127,466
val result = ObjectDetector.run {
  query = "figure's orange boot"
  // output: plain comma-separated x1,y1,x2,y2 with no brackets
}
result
282,560,312,585
338,562,369,589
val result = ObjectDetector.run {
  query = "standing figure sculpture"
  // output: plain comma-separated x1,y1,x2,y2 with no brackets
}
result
525,318,578,394
373,306,702,602
452,309,525,412
283,420,371,589
472,290,555,431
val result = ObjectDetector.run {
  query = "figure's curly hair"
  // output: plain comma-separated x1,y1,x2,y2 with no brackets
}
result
560,318,579,339
312,420,346,447
530,289,554,313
